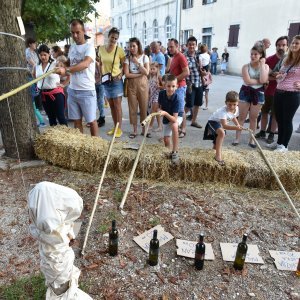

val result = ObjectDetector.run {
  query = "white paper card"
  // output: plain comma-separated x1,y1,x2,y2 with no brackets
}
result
220,243,264,264
269,250,300,271
176,239,215,260
133,225,174,253
17,17,25,35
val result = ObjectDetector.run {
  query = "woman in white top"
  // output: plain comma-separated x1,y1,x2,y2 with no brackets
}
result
124,37,150,138
33,45,67,126
199,44,210,72
233,45,269,147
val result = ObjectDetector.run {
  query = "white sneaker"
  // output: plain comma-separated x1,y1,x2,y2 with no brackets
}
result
266,141,278,149
274,146,288,153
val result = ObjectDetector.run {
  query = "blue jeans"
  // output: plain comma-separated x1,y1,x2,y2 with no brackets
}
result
211,62,217,75
175,86,187,113
96,83,105,118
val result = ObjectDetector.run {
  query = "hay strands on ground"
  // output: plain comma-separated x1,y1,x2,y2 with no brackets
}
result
81,123,119,256
247,129,300,221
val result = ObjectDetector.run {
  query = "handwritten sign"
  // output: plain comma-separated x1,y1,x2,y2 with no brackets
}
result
220,243,264,264
269,250,300,271
176,239,215,260
133,225,174,253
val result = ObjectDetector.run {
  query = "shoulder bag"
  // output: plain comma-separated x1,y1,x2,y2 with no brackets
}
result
101,46,118,84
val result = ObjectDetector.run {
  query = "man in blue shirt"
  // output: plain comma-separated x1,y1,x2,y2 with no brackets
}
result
150,41,166,76
210,47,219,75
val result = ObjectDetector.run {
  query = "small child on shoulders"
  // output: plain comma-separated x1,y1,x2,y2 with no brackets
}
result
202,69,212,110
203,91,243,165
158,74,183,164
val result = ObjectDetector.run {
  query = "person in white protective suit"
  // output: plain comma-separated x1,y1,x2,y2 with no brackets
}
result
28,181,92,300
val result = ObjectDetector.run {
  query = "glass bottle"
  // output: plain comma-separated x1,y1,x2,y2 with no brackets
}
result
148,229,159,266
195,233,205,270
109,220,118,256
296,258,300,276
233,234,248,270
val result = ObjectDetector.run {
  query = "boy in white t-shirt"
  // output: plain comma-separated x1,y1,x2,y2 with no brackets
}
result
203,91,243,165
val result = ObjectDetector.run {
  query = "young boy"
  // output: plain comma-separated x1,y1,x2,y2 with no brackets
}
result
203,91,243,165
158,74,183,164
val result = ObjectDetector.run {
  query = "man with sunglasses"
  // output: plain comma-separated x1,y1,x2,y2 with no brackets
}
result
56,19,98,136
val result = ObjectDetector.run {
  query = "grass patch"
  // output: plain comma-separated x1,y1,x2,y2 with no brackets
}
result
0,273,46,300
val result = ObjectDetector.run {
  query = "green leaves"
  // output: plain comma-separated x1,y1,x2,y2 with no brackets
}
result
22,0,100,42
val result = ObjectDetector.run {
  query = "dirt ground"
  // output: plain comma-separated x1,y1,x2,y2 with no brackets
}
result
0,164,299,300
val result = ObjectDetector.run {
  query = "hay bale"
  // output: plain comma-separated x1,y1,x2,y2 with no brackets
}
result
34,126,300,191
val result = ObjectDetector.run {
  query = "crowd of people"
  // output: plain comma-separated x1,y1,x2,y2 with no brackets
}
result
25,19,300,165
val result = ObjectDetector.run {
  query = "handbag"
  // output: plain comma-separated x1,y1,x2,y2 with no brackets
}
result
101,46,118,84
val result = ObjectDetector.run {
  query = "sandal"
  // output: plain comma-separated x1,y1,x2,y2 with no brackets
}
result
214,157,225,166
179,131,186,138
129,133,137,139
141,132,152,138
191,122,203,128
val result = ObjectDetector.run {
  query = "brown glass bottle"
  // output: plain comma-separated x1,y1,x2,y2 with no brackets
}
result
195,233,205,270
148,229,159,266
233,234,248,270
296,258,300,277
109,220,118,256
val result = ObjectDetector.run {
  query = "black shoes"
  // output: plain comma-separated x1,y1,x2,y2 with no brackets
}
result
97,116,105,127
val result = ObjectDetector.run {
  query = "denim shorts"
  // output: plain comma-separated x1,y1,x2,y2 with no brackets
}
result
103,79,123,99
163,117,183,137
239,88,265,105
185,85,203,108
67,88,97,122
176,86,187,113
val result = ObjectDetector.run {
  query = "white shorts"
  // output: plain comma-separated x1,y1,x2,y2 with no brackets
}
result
67,88,97,123
163,116,183,137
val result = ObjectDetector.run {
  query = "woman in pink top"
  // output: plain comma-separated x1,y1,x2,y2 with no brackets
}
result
268,35,300,152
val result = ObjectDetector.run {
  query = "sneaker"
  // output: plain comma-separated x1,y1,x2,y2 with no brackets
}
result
274,145,288,153
266,133,274,144
255,131,266,139
115,127,123,138
97,116,105,127
186,114,193,121
107,127,115,135
171,151,179,164
266,141,278,149
38,123,47,128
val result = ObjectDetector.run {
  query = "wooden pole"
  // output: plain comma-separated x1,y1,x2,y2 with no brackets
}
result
140,112,161,127
81,123,119,256
119,122,151,210
248,130,300,220
0,69,56,102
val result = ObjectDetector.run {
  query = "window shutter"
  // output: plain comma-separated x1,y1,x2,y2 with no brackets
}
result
228,25,239,47
288,23,300,43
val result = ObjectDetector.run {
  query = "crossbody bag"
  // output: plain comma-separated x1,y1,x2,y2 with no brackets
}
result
101,46,118,84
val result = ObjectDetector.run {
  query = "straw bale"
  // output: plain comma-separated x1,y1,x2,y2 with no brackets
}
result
34,126,300,191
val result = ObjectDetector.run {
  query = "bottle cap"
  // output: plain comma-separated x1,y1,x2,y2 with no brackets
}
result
199,233,204,241
112,220,116,227
242,233,248,241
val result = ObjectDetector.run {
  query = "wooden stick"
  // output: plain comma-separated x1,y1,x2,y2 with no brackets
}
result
248,129,300,220
119,122,151,210
140,112,161,127
81,123,119,256
0,69,56,102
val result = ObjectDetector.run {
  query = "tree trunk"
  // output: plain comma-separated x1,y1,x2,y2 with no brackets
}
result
0,0,38,159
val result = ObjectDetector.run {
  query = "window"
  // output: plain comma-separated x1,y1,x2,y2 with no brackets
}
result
134,23,137,37
202,27,212,50
228,24,240,47
165,17,172,39
183,30,193,43
127,14,130,28
288,22,300,42
153,19,158,39
143,22,147,46
111,0,114,8
202,0,216,4
118,16,122,29
183,0,193,9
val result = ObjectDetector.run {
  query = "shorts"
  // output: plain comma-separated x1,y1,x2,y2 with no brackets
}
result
163,116,183,137
221,62,227,71
203,120,223,144
103,79,123,99
239,87,265,105
176,86,187,113
261,94,274,114
67,88,97,123
185,85,203,108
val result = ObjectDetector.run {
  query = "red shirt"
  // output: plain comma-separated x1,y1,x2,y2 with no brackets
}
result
265,54,280,96
169,52,188,88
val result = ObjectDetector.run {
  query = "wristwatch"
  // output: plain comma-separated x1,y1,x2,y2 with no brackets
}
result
65,68,71,75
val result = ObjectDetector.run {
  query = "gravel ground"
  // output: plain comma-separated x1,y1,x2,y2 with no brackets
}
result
0,162,299,299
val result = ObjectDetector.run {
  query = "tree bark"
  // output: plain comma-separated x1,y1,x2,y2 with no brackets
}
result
0,0,38,159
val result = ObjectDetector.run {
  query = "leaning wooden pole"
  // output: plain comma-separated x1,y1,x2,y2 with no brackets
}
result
0,69,56,102
248,130,300,220
81,123,119,256
119,121,153,210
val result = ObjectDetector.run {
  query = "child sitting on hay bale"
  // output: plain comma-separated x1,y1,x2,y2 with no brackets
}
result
203,91,243,166
158,74,183,164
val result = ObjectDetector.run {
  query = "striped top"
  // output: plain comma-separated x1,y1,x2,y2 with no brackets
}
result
277,64,300,92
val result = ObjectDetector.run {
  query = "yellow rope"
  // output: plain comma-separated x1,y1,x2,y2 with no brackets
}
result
0,69,56,102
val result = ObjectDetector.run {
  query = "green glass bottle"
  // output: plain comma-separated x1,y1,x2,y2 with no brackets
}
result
148,229,159,266
195,233,205,270
109,220,118,256
233,234,248,270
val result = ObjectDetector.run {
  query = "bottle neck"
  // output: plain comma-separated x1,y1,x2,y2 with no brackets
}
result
153,230,158,239
242,234,247,243
199,234,204,242
112,220,116,229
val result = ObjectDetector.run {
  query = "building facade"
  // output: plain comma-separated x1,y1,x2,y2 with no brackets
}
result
111,0,180,48
180,0,300,74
